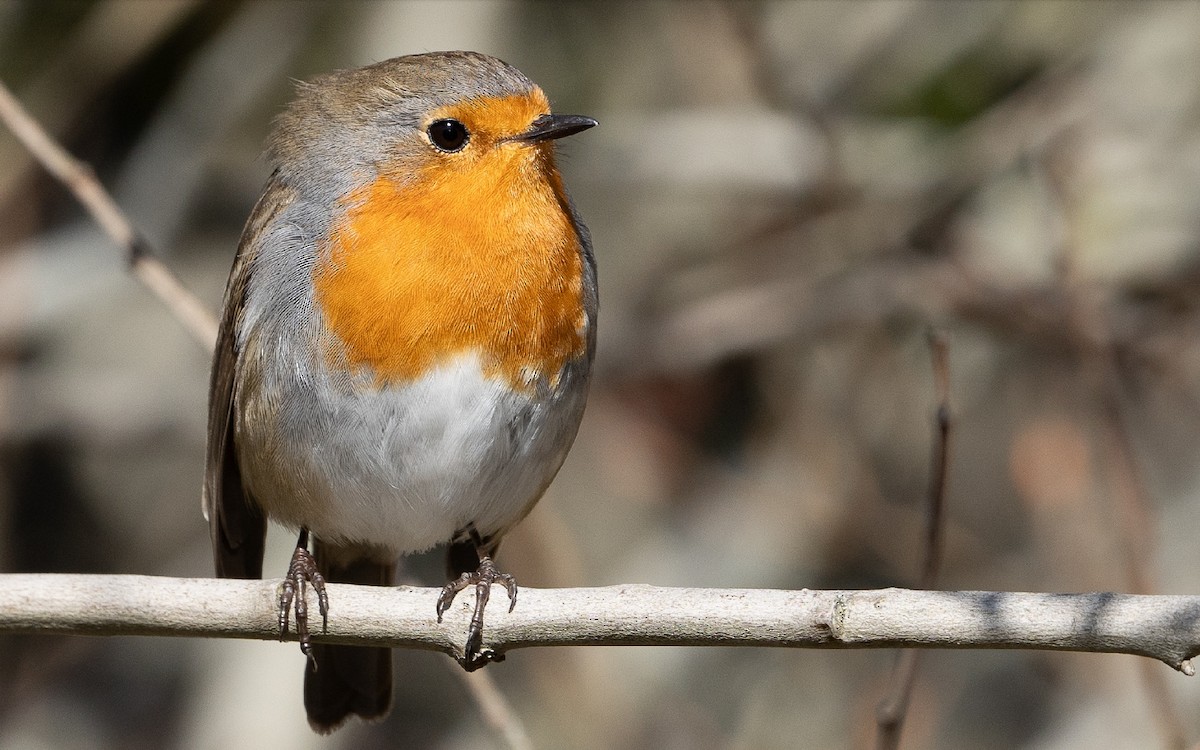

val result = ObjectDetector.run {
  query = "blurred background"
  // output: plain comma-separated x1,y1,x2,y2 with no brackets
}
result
2,1,1200,748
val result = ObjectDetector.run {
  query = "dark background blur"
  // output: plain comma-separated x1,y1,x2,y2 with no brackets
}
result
2,1,1200,748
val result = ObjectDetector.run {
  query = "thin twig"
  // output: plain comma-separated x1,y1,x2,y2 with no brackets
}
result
874,329,953,750
446,663,535,750
920,329,952,591
0,78,218,349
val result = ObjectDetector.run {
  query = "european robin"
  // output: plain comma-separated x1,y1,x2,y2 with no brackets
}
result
202,51,596,733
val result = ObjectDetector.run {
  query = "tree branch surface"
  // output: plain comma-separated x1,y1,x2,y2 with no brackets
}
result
0,575,1197,671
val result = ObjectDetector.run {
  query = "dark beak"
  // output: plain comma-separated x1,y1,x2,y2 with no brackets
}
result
511,113,598,143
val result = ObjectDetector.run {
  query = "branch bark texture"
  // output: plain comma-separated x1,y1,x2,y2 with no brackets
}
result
0,575,1197,672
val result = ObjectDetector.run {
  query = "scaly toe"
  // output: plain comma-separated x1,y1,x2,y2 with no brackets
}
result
278,544,328,657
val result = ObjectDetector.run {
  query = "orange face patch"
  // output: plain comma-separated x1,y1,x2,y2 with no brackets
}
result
312,92,586,390
431,88,553,146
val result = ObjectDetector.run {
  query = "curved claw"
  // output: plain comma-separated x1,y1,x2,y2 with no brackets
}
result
436,573,470,622
500,574,518,613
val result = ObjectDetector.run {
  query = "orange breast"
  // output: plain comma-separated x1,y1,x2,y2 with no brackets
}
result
312,137,586,391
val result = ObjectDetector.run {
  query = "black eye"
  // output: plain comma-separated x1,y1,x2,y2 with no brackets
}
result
428,119,469,152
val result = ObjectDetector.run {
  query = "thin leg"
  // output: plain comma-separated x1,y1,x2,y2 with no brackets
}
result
278,528,329,659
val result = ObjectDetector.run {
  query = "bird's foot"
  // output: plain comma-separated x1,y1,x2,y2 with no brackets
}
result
278,542,329,660
436,555,516,670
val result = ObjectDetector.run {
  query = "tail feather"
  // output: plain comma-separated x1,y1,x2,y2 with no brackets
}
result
304,540,394,734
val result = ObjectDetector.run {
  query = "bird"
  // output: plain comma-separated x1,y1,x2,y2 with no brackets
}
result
202,50,597,733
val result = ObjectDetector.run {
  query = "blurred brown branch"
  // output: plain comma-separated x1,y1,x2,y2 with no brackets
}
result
448,662,534,750
0,77,218,349
0,575,1198,671
875,329,953,749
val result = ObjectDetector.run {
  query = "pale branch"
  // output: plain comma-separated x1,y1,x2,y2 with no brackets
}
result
0,574,1198,671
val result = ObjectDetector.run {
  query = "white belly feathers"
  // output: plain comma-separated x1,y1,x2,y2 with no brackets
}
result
236,349,586,555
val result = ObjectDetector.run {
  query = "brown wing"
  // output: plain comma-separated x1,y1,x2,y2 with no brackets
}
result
202,171,292,579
